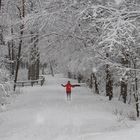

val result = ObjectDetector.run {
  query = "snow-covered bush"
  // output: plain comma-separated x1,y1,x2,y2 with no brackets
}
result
113,107,137,121
0,68,12,104
127,111,137,121
113,108,125,121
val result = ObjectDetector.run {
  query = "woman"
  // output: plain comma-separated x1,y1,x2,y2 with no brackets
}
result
61,81,80,101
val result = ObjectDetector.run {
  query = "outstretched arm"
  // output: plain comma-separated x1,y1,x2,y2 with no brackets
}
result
72,84,80,87
61,84,65,87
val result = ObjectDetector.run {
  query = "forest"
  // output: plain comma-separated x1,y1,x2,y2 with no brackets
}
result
1,0,140,118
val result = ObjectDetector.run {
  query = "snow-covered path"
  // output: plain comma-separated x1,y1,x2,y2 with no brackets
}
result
0,75,139,140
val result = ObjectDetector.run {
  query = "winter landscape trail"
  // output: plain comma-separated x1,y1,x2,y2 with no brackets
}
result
0,74,139,140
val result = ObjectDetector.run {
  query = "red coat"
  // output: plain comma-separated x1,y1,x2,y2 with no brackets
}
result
64,83,73,93
62,83,80,93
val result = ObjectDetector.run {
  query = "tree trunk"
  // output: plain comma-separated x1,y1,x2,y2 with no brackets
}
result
0,26,4,45
28,33,40,80
36,53,40,79
28,51,36,80
50,61,54,77
14,34,23,90
89,73,93,89
7,27,15,77
106,53,113,100
92,73,99,94
11,40,15,76
9,27,15,76
120,57,129,103
134,93,139,117
134,63,139,117
41,64,45,75
68,72,72,78
120,79,127,103
14,0,25,90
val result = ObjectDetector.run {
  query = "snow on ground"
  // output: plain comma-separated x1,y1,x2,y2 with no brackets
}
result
0,74,139,140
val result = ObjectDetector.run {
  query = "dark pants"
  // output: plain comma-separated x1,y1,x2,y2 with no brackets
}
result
66,91,71,101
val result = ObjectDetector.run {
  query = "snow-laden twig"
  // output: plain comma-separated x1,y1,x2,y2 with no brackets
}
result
0,84,8,96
